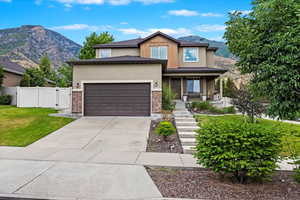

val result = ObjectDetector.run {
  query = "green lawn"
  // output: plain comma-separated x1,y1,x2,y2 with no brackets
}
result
0,106,74,147
195,114,300,157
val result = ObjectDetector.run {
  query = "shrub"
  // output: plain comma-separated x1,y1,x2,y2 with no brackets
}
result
162,84,176,111
155,121,176,141
191,101,236,114
231,85,265,123
0,95,12,105
222,106,236,114
195,119,282,183
191,101,211,110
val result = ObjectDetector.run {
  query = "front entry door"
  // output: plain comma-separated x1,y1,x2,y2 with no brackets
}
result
170,78,181,99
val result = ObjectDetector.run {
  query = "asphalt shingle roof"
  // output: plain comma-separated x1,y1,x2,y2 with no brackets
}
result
0,57,25,75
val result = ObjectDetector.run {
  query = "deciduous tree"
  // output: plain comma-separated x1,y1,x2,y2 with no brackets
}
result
79,32,114,59
224,0,300,120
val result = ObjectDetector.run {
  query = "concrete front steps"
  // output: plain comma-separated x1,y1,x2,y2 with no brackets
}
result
173,101,199,154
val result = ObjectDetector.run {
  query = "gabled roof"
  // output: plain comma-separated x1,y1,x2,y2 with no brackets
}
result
137,31,180,45
67,56,167,67
94,31,213,49
94,38,143,48
0,57,25,76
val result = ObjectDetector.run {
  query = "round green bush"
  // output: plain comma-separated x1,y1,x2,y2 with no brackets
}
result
0,95,12,105
155,121,176,141
195,119,282,183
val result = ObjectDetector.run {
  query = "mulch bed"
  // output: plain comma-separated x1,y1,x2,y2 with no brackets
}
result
146,167,300,200
146,120,183,153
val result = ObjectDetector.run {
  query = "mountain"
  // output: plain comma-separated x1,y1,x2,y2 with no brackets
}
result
178,35,233,59
0,25,81,68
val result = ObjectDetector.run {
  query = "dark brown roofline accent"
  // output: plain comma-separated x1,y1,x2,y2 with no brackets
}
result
67,56,167,67
207,47,219,51
164,67,227,74
179,43,209,47
138,31,180,45
3,68,24,76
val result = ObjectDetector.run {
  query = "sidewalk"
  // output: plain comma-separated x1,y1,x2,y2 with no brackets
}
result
0,147,296,170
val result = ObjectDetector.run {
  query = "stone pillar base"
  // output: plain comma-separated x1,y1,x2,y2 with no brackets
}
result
72,90,82,113
152,91,162,113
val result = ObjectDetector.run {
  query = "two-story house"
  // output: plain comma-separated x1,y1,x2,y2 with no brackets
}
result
68,32,227,116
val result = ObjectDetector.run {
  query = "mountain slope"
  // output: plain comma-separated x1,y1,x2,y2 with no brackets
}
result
178,35,233,58
0,25,81,68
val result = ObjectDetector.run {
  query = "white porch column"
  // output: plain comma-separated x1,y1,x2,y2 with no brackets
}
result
220,78,223,100
202,78,207,101
180,77,183,100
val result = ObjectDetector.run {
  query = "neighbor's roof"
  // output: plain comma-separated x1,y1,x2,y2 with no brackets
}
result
0,57,25,76
164,67,227,74
94,31,213,49
67,56,168,67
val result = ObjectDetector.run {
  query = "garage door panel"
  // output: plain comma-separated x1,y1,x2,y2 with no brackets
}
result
84,83,151,116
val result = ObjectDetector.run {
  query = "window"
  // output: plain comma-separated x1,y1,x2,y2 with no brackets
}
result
99,49,111,58
183,48,199,62
187,79,200,93
150,46,168,59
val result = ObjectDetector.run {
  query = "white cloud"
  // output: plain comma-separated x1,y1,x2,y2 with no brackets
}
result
230,10,252,15
64,3,72,7
118,28,147,35
108,0,130,5
196,24,226,32
200,12,223,17
208,36,224,42
51,24,102,31
118,27,191,37
0,0,12,2
120,22,129,25
135,0,174,4
168,9,223,17
168,9,198,16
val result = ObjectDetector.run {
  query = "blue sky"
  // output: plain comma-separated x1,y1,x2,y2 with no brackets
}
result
0,0,252,45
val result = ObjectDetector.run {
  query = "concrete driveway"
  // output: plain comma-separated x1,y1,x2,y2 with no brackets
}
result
29,117,151,152
0,117,163,200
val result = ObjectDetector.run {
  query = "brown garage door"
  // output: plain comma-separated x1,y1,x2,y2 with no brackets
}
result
84,83,151,116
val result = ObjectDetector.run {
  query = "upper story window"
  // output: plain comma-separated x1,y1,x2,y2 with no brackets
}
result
150,46,168,59
99,49,111,58
183,48,199,62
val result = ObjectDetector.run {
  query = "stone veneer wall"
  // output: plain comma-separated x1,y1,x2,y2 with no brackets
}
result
152,91,162,113
72,91,82,113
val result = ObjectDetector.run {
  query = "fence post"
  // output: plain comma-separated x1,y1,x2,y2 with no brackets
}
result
16,86,20,107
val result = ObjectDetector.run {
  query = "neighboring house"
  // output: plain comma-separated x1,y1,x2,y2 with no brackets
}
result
0,57,25,87
68,31,227,116
0,57,55,87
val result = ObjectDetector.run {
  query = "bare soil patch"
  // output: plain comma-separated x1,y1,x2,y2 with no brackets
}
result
146,120,183,153
146,167,300,200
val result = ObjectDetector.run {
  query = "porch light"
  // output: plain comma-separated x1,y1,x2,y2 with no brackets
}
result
76,83,80,88
154,81,159,88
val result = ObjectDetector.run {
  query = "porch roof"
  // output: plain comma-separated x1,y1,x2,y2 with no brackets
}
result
163,67,227,74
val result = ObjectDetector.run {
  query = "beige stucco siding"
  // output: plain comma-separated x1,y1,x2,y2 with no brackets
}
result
73,64,162,90
178,47,207,67
3,72,22,87
96,48,139,58
206,50,215,67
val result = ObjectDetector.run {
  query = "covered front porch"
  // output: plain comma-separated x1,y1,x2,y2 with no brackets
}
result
162,67,227,101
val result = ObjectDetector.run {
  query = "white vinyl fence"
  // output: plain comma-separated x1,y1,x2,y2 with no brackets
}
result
1,87,72,110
